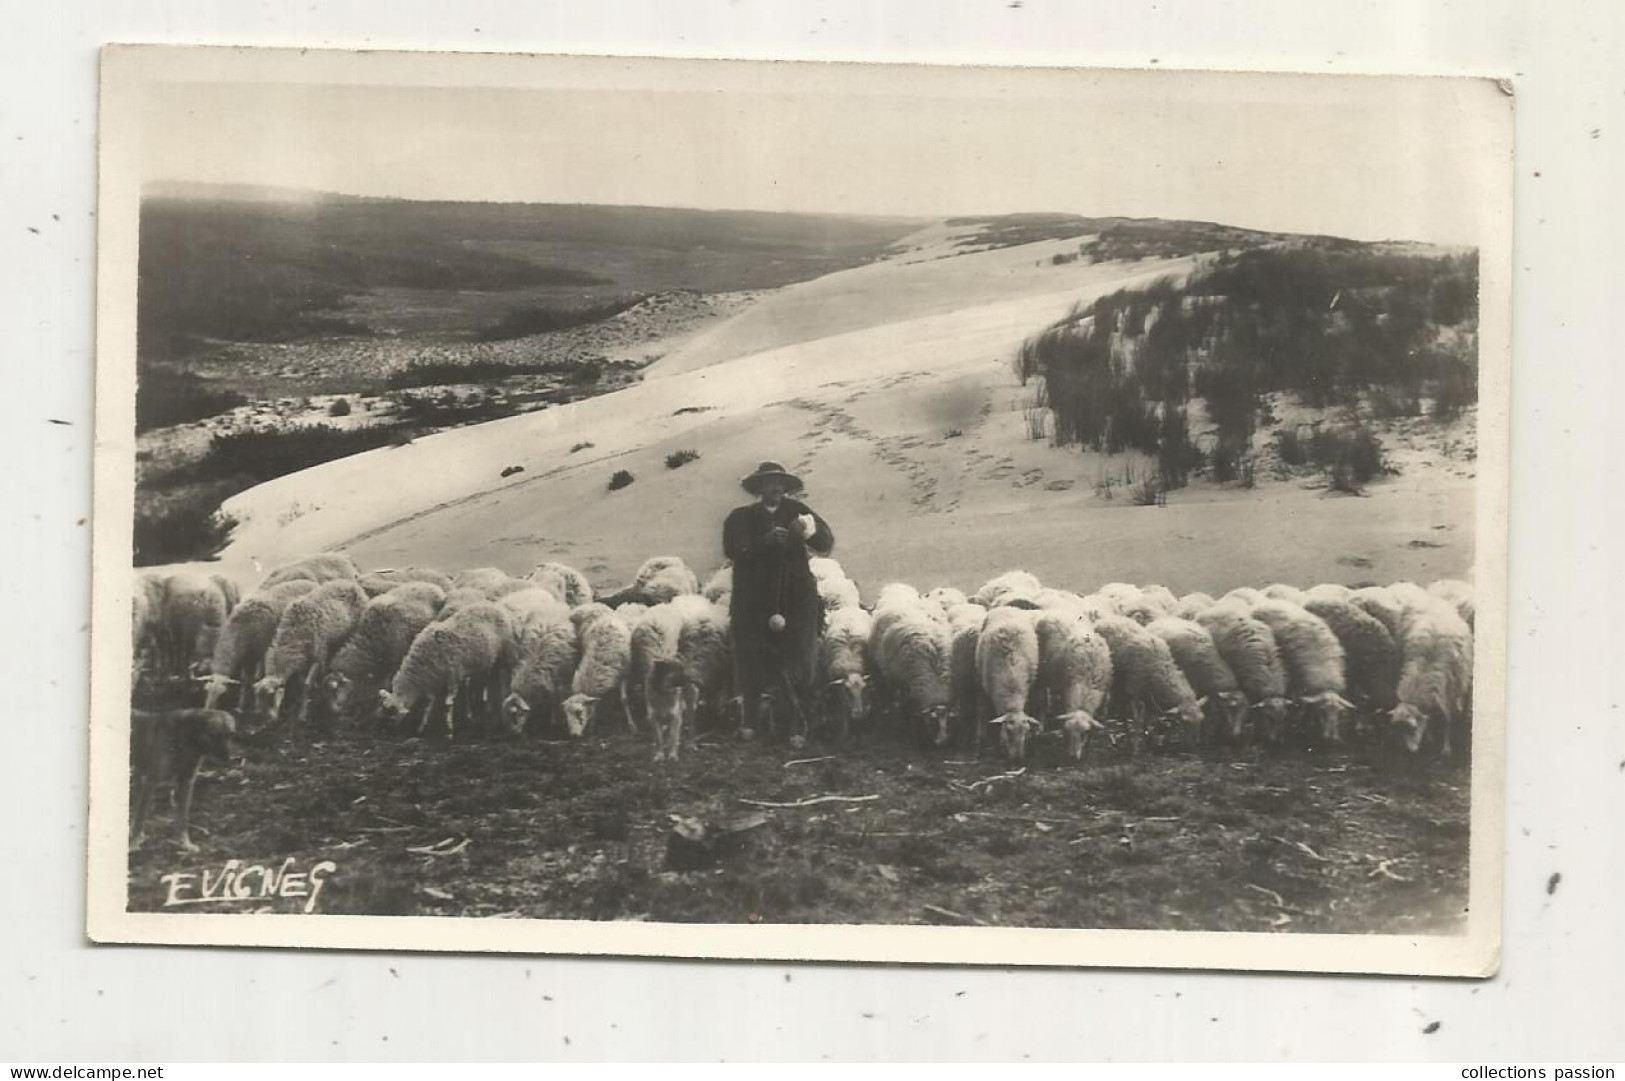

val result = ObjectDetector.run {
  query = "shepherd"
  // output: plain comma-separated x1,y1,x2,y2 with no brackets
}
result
722,461,835,743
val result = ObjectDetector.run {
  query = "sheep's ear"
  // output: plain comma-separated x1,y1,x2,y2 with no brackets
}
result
986,716,1006,726
1195,695,1209,708
1332,693,1356,710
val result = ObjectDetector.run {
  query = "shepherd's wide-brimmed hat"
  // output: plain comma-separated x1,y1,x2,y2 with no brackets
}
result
740,460,804,495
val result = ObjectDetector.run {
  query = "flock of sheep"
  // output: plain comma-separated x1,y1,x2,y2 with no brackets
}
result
132,552,1475,765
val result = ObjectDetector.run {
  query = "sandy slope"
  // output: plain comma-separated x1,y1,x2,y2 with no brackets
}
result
215,237,1473,595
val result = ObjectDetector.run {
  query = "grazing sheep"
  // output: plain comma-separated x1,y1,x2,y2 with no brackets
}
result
1033,611,1113,761
1388,604,1474,756
559,604,634,738
1194,607,1292,743
1118,596,1166,626
200,579,319,710
875,582,923,612
818,606,874,742
210,572,242,615
1302,597,1401,710
322,582,445,719
1174,591,1216,620
1073,593,1119,621
875,603,954,748
946,603,987,747
626,603,683,753
1350,586,1408,640
974,606,1043,761
132,569,169,678
701,564,733,605
604,556,701,607
501,605,580,736
625,600,725,758
1218,586,1265,608
1262,583,1307,605
161,570,235,680
253,580,368,724
498,587,572,626
642,660,691,766
1147,616,1247,743
261,553,360,589
670,598,733,743
1096,582,1145,612
438,586,493,620
382,601,515,740
1248,600,1353,742
526,562,594,607
1138,584,1180,615
1428,578,1475,630
924,586,969,611
817,574,861,613
1305,583,1354,604
357,567,453,598
1090,615,1205,749
1033,587,1086,613
971,570,1042,608
451,567,512,592
808,557,846,583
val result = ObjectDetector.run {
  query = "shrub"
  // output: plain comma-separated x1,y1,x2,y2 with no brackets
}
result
386,359,557,390
328,398,352,417
608,469,635,491
195,424,405,484
135,366,247,433
1131,475,1165,507
1238,456,1257,489
1274,427,1308,466
1210,440,1243,484
570,441,595,454
133,488,237,566
475,296,646,342
665,449,700,469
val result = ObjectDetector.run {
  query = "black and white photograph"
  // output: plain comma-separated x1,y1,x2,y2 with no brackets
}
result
88,45,1510,973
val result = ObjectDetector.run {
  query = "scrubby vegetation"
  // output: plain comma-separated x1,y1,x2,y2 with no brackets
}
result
665,449,701,469
608,469,635,491
475,297,647,342
135,367,247,433
1014,245,1477,490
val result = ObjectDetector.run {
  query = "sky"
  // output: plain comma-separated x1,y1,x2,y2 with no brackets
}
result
134,61,1508,246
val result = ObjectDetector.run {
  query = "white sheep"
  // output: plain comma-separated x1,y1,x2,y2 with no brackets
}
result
671,598,733,743
1118,596,1167,626
818,605,874,742
357,567,453,597
451,566,512,593
974,606,1043,761
132,569,170,679
1147,616,1248,744
1173,591,1216,620
924,586,969,611
1033,611,1113,761
875,582,923,612
526,562,595,607
1388,603,1474,755
161,570,235,680
875,602,954,748
501,605,580,736
1138,584,1180,615
817,574,862,612
1218,586,1265,608
1096,582,1146,612
1248,599,1353,743
261,552,360,589
560,603,634,738
627,598,728,759
1302,596,1400,710
610,556,701,607
1262,583,1308,605
322,582,445,720
1305,583,1354,604
499,587,571,626
808,557,846,583
701,564,733,605
971,570,1042,608
1090,614,1205,750
1427,578,1475,630
1349,586,1407,640
383,601,516,740
200,579,319,710
253,579,368,723
626,603,683,754
1194,607,1292,743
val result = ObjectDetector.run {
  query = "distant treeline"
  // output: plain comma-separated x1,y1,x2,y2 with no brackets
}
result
1014,245,1479,488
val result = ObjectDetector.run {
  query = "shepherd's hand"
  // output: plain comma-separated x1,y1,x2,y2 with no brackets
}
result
767,526,791,546
793,514,816,539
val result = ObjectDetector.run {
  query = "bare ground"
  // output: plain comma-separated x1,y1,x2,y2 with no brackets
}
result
125,705,1470,935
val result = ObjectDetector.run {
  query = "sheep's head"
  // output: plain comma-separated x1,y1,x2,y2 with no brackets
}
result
377,688,409,721
324,671,354,711
1388,703,1428,753
561,693,598,738
253,675,286,717
1058,710,1102,761
1165,698,1206,748
502,692,531,736
1211,691,1250,744
989,711,1040,762
198,673,238,711
1303,690,1356,743
198,710,241,763
1255,696,1291,743
829,673,868,723
920,704,951,748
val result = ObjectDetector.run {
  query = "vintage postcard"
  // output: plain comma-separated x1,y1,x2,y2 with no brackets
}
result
88,44,1510,974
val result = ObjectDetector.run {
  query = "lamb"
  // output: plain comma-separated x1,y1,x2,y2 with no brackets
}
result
252,580,368,724
1033,611,1113,761
627,599,728,759
1194,607,1292,743
260,553,360,589
526,562,595,607
1174,591,1216,620
971,570,1042,608
817,574,862,612
1388,604,1474,755
701,564,733,605
1302,596,1400,710
974,606,1043,761
817,606,873,742
382,601,515,740
501,603,580,736
875,602,954,748
1090,615,1205,750
161,570,235,680
358,567,453,597
669,598,733,743
1427,578,1475,630
200,579,319,710
321,582,445,720
1247,600,1353,743
559,604,634,738
1147,616,1248,743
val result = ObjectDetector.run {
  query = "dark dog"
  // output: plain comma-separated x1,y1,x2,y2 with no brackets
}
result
130,708,240,851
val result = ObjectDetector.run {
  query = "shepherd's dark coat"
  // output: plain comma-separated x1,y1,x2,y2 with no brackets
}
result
723,498,834,691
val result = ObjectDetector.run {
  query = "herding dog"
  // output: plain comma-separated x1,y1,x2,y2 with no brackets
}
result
130,708,240,851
